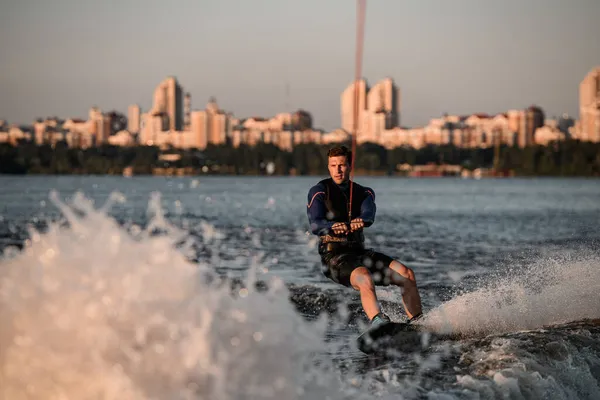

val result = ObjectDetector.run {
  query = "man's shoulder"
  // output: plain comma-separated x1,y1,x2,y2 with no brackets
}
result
308,179,330,194
352,180,374,192
360,184,375,200
307,180,328,205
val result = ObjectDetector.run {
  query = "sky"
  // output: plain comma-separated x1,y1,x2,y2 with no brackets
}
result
1,0,599,131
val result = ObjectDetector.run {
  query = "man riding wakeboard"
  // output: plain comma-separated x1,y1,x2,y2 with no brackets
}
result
306,145,423,330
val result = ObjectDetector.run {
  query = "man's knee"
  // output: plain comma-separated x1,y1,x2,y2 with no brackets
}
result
350,267,374,290
389,263,417,286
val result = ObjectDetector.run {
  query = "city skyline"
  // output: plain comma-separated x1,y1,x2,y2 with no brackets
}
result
1,0,599,130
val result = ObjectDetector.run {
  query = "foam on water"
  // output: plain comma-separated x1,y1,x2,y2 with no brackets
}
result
423,251,600,337
449,331,600,399
418,252,600,399
0,191,355,400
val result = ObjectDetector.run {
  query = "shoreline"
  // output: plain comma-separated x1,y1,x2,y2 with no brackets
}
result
1,172,598,178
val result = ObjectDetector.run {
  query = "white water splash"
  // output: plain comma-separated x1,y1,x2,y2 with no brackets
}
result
449,334,600,399
0,191,354,400
423,254,600,337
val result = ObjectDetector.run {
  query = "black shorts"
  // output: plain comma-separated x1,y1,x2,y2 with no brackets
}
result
319,242,395,287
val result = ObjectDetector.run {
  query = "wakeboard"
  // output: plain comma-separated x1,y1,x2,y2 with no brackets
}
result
357,321,433,355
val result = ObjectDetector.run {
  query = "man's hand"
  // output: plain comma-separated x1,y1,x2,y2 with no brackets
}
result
331,222,349,235
350,218,364,232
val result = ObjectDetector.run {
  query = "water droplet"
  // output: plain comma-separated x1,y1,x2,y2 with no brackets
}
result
231,309,247,322
14,335,32,347
274,377,286,389
130,225,141,236
85,304,98,319
373,272,382,283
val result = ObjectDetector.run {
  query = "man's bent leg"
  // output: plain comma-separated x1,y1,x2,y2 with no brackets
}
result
388,260,422,319
350,267,381,320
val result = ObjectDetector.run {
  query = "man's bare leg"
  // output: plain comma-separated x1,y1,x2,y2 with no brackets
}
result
388,260,422,319
350,266,381,320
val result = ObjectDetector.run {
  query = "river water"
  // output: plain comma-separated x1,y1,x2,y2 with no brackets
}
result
1,175,599,399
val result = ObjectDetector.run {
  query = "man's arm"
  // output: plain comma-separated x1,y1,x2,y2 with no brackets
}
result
360,188,376,227
307,184,335,235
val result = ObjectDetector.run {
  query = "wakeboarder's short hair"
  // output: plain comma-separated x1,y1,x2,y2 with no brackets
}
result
327,145,352,164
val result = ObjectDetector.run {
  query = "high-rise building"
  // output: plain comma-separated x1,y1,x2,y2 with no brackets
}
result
188,98,230,149
184,92,191,130
340,78,401,143
205,98,228,145
579,66,600,142
211,113,228,145
150,76,184,131
367,77,400,129
88,106,105,144
520,106,544,148
507,109,522,136
292,110,312,131
190,110,207,149
341,79,368,134
128,104,141,134
101,114,112,143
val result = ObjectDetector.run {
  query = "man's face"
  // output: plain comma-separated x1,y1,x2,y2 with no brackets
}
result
328,155,350,184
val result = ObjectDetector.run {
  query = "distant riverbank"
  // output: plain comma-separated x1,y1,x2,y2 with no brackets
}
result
1,140,599,177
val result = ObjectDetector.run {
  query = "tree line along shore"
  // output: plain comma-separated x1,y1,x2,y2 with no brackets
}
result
0,140,599,177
